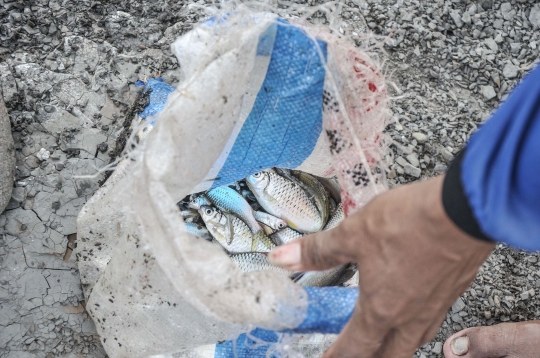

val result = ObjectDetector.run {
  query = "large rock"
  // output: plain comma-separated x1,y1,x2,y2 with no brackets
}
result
0,96,15,213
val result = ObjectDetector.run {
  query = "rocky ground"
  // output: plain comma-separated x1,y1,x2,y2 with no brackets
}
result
0,0,538,357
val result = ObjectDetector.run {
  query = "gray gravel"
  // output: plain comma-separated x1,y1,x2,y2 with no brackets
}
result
0,0,538,357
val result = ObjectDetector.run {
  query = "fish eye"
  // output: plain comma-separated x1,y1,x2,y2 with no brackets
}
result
278,222,285,229
253,172,262,178
205,208,213,215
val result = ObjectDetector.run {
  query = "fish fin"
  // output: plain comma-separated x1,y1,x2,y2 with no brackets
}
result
252,230,273,251
225,214,234,245
251,232,260,252
261,223,274,235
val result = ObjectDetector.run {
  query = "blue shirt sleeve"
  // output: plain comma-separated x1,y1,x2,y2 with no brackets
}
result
459,65,540,250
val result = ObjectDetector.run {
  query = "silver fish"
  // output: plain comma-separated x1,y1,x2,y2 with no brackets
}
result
315,176,342,203
184,222,212,241
189,194,211,209
246,169,325,233
241,189,257,203
270,227,304,245
328,197,337,214
295,265,349,287
181,209,199,219
230,252,293,276
323,203,345,230
253,211,288,231
199,205,274,253
206,186,263,235
292,170,331,227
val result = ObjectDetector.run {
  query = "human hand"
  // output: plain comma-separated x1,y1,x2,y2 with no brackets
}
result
268,176,495,358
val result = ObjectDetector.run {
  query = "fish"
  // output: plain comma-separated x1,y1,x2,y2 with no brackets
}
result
184,222,213,241
189,194,211,209
230,252,293,276
270,227,304,245
253,211,288,231
291,170,331,227
294,265,349,287
241,189,257,201
206,186,263,235
328,197,337,214
323,203,345,230
180,209,199,220
246,169,326,233
315,175,342,203
199,205,275,253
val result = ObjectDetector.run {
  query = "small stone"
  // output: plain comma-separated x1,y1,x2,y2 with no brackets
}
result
510,43,522,53
500,3,515,21
451,313,463,323
36,148,50,161
432,342,443,354
503,63,518,79
11,12,22,22
441,148,454,162
520,292,530,300
396,157,409,168
434,163,447,173
450,10,463,28
462,11,471,24
485,310,492,319
406,153,420,167
404,164,421,178
412,132,428,143
484,39,497,53
481,85,497,100
387,169,396,179
480,0,492,10
11,187,26,203
452,297,466,313
529,5,540,29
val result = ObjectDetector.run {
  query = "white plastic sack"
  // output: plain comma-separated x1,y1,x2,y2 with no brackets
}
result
77,8,390,358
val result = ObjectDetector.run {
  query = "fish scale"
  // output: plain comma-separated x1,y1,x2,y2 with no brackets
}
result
230,252,294,277
247,169,325,233
323,203,345,230
271,227,303,245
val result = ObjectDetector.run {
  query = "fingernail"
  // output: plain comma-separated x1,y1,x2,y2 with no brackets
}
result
450,336,469,356
268,243,301,267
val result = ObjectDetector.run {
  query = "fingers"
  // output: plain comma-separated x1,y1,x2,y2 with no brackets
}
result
268,222,357,271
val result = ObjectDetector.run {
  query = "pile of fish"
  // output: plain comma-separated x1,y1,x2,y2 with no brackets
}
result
178,168,354,287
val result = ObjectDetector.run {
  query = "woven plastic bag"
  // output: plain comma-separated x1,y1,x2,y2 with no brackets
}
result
77,7,390,358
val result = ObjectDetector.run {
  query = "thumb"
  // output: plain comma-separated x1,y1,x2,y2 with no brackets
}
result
268,223,356,271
